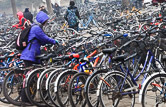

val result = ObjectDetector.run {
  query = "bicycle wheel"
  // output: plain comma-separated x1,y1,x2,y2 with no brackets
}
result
84,69,108,107
68,72,89,107
55,70,77,107
39,68,55,107
25,69,46,107
2,71,23,106
0,71,10,104
46,68,65,107
141,73,166,107
98,71,135,107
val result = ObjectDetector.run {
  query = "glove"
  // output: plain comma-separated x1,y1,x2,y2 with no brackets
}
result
55,40,59,46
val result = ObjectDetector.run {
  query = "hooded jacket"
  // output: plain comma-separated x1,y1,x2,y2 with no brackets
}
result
20,11,56,63
23,8,33,23
13,12,28,30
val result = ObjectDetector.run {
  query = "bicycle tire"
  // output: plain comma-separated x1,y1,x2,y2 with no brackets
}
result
2,71,23,106
141,73,166,107
98,71,135,107
68,72,89,107
39,68,55,107
55,70,77,107
25,69,46,107
84,69,108,107
47,68,66,107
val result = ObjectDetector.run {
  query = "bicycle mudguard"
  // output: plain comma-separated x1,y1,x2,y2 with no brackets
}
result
37,68,56,90
45,68,66,90
54,69,77,93
139,72,166,103
25,67,45,88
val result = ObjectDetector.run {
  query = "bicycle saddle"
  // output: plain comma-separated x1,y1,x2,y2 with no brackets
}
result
102,47,117,54
36,54,47,59
106,22,112,26
112,53,128,62
41,53,54,61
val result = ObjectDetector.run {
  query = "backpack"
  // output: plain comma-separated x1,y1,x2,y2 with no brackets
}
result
67,9,78,27
16,25,35,50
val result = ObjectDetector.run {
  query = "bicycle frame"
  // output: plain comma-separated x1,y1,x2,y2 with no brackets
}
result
117,50,160,95
79,12,98,29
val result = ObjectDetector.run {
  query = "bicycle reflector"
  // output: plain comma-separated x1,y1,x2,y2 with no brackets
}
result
123,34,128,37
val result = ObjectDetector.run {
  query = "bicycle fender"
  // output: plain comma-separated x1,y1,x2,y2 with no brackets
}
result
37,68,55,90
54,69,77,93
139,72,166,103
45,68,66,90
25,68,45,88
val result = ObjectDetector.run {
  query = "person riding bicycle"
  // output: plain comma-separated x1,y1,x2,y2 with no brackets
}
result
20,11,58,106
64,1,80,31
12,11,29,30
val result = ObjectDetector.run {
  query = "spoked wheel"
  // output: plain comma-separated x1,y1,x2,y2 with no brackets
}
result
0,82,9,104
55,70,77,107
47,69,65,107
68,72,89,107
98,71,135,107
141,73,166,107
2,71,23,106
0,71,10,104
84,69,108,107
25,69,46,107
39,72,52,106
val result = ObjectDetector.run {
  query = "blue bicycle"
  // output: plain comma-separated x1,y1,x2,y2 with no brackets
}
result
79,11,99,30
97,37,162,106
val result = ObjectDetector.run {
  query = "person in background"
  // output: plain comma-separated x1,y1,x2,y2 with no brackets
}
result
39,6,48,14
2,12,6,18
12,11,29,30
136,0,143,9
84,0,89,4
20,11,59,106
121,0,130,11
53,3,60,17
23,8,33,24
64,1,80,31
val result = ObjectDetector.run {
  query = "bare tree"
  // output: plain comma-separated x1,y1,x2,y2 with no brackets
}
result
46,0,53,14
11,0,17,17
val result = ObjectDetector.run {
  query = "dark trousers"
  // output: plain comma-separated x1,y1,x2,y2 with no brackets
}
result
135,0,142,9
69,23,79,32
21,60,35,102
